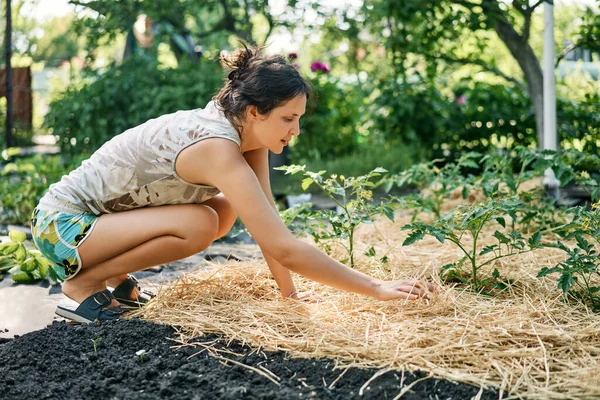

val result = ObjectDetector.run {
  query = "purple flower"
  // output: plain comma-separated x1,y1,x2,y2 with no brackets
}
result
310,61,330,73
288,53,298,60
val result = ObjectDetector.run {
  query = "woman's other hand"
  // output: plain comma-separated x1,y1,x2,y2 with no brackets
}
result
287,290,322,303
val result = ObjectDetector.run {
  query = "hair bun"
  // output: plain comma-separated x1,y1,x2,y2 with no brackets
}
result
221,41,259,81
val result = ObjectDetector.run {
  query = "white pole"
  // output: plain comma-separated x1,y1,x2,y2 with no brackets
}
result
542,0,560,198
543,0,557,152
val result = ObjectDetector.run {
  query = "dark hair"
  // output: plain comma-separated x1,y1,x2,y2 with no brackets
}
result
213,42,312,132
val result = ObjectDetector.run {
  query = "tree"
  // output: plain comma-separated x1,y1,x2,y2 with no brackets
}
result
69,0,290,64
359,0,599,148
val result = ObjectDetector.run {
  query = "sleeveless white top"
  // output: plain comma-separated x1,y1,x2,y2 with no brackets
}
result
38,101,241,215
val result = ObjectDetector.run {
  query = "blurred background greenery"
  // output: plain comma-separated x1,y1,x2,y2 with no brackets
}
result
0,0,599,223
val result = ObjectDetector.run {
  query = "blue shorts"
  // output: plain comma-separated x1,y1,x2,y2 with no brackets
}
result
31,208,99,281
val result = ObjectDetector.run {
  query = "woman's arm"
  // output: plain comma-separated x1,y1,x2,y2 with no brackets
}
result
243,148,297,297
176,139,432,300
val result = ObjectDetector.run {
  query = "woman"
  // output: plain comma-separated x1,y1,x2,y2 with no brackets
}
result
32,44,435,324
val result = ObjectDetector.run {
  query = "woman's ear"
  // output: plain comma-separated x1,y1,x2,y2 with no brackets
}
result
246,105,259,121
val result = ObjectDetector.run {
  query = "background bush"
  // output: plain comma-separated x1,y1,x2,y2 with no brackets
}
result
45,56,223,161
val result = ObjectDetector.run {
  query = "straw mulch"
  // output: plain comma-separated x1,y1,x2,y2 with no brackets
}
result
137,211,600,400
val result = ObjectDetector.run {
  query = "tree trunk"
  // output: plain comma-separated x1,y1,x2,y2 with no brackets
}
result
494,19,544,148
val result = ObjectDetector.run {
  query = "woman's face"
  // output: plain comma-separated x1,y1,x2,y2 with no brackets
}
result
245,94,306,154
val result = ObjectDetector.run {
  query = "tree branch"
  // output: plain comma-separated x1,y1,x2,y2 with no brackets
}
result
555,41,583,67
529,0,546,12
512,0,526,15
522,9,532,42
432,53,527,91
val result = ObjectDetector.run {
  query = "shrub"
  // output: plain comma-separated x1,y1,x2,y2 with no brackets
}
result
44,56,223,161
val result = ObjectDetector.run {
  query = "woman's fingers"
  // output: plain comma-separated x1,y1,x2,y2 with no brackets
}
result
400,279,438,294
376,279,439,301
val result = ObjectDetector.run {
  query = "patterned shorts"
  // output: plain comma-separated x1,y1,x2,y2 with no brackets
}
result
31,208,99,281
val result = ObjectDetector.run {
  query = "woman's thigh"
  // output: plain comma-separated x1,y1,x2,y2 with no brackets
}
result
78,204,218,269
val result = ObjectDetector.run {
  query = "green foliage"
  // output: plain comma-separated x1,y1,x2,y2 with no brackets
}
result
539,204,600,310
402,196,543,294
277,165,394,267
0,154,74,226
366,79,448,153
365,79,554,156
0,230,52,284
386,152,481,219
290,74,363,162
44,56,223,160
559,91,600,156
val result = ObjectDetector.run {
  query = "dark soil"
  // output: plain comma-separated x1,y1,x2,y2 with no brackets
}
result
0,319,501,400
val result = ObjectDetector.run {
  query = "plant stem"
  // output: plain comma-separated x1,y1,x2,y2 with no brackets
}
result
349,226,355,268
472,231,479,291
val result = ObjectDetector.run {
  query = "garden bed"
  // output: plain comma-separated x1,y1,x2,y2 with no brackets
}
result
0,319,497,399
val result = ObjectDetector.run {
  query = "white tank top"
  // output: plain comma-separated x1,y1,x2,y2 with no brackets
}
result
38,101,241,215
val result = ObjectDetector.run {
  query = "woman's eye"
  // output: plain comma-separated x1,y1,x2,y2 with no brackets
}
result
284,118,293,122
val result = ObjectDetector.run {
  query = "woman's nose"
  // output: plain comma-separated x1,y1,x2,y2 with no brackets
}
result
291,121,301,136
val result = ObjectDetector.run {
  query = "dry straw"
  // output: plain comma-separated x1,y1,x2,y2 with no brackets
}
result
137,209,600,400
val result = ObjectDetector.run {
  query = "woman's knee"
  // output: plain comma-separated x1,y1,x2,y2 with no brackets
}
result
179,204,219,252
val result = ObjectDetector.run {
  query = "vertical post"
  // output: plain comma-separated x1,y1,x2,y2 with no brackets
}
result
542,0,560,198
543,0,557,152
5,0,14,148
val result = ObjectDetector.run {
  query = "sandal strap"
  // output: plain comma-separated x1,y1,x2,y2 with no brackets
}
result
112,276,139,299
112,276,155,307
75,290,126,321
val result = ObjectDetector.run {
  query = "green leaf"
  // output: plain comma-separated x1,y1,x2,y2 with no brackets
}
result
430,230,445,244
372,167,388,173
461,186,469,199
558,273,576,293
495,217,506,228
0,242,20,255
20,258,38,273
301,178,314,191
493,231,510,244
575,234,591,252
461,160,479,169
528,232,542,246
403,231,425,246
14,245,27,263
11,271,35,283
479,245,496,256
364,247,376,257
382,206,395,222
383,179,394,193
9,230,27,243
492,268,500,279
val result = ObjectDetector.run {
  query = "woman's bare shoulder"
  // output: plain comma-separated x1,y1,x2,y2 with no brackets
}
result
176,137,244,185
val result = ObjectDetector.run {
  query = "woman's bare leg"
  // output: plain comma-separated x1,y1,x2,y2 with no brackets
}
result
63,196,237,304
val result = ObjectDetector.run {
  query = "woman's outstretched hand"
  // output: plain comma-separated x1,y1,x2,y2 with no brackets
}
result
374,279,437,301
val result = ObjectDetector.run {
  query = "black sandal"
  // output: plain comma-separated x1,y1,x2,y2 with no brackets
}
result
55,290,126,324
111,275,155,308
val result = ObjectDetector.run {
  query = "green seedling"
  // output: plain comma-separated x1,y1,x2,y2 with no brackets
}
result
91,337,103,353
276,165,395,268
539,202,600,310
136,349,148,363
402,195,543,293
